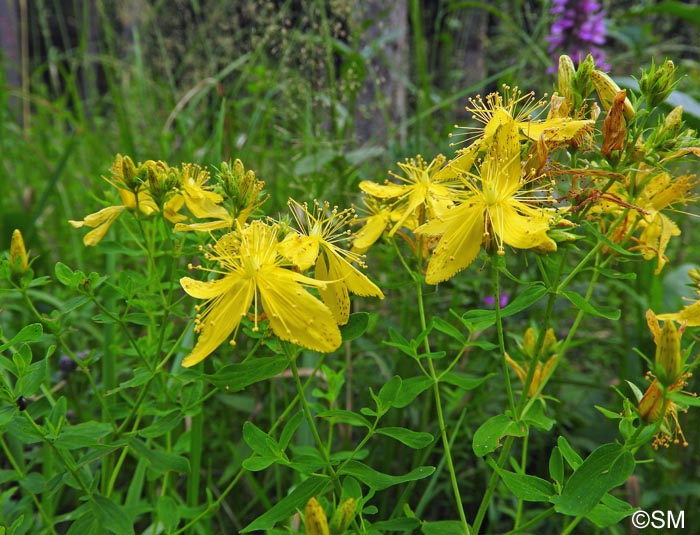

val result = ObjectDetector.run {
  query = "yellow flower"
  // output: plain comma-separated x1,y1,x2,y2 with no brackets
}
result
351,197,393,254
657,301,700,327
599,169,696,273
69,155,184,246
180,221,341,367
416,121,557,284
637,376,691,449
358,155,457,235
278,199,383,325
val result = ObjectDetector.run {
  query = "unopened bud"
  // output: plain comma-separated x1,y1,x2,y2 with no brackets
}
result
305,497,330,535
638,378,667,424
659,105,684,138
591,70,635,120
329,498,356,535
640,59,676,108
10,229,29,275
655,319,683,387
558,55,575,112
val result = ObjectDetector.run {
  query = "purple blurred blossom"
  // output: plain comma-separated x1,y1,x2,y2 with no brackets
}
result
483,294,510,308
546,0,609,72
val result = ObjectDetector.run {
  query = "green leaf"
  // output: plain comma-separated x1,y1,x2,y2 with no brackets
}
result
522,401,555,431
560,290,620,320
54,421,112,449
586,493,636,528
551,443,635,516
441,372,494,392
127,437,190,475
472,414,527,457
392,376,433,408
557,436,583,469
0,323,43,352
54,262,76,286
487,457,555,502
16,359,46,397
92,494,135,535
279,410,304,450
461,285,548,330
421,520,467,535
377,376,402,413
376,427,434,449
670,391,700,407
338,461,435,491
242,456,276,472
430,317,466,344
139,410,183,439
0,405,17,428
66,510,101,535
157,495,180,534
549,447,564,488
241,476,328,532
316,409,372,428
243,421,282,458
204,356,288,392
341,312,369,342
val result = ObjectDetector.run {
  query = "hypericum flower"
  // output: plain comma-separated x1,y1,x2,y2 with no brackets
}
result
180,221,341,367
174,163,231,231
594,167,696,273
358,155,457,235
546,0,608,72
445,87,593,176
505,326,559,397
278,199,383,325
637,376,691,449
69,155,183,246
351,197,394,254
417,122,557,284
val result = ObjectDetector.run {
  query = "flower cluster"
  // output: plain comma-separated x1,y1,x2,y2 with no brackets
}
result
355,84,593,284
69,156,383,366
547,0,608,71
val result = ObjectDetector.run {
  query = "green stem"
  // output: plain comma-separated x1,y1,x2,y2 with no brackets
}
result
492,255,516,416
288,350,343,496
415,278,470,534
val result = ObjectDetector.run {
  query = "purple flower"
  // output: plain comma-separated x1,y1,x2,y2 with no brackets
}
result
483,294,510,308
546,0,609,72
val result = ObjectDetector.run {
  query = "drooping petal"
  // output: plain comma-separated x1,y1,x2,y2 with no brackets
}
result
257,266,341,352
494,202,554,251
359,181,408,199
181,276,255,367
419,202,485,284
70,205,125,246
316,252,350,324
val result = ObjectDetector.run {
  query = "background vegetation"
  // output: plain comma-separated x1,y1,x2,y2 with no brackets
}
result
2,1,700,533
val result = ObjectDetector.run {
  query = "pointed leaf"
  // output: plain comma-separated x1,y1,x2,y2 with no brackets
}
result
472,414,527,457
376,427,434,449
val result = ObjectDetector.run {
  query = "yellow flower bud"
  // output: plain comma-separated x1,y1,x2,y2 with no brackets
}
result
329,498,356,535
591,70,635,120
305,497,330,535
10,229,29,275
655,320,682,387
659,105,684,138
557,55,575,114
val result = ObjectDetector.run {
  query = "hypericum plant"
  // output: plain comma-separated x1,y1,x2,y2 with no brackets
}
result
2,54,699,535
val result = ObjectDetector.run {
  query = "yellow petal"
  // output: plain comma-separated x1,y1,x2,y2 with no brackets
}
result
316,252,350,324
277,233,319,270
419,202,485,284
359,180,408,199
494,203,553,250
182,276,255,367
518,118,593,142
74,205,125,246
658,301,700,327
325,249,383,298
257,267,341,352
352,213,389,253
181,274,240,299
